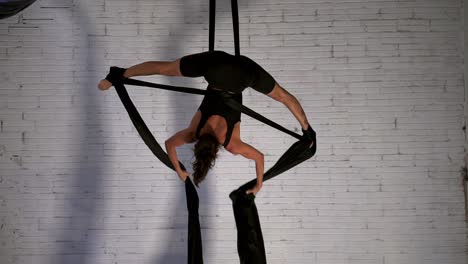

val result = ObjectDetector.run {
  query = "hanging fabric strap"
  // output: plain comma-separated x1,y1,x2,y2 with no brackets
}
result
209,0,216,52
231,0,240,56
209,0,241,56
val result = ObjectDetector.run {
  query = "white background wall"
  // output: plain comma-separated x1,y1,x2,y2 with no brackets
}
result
0,0,466,264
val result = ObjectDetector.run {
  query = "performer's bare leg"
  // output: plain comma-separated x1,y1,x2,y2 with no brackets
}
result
97,59,182,90
267,83,310,131
97,60,312,135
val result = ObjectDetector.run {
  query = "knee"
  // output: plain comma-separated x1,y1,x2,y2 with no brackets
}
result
269,86,290,103
160,60,182,76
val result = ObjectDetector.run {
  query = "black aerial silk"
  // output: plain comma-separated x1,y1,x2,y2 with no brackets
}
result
111,74,316,264
0,0,37,19
112,80,204,263
108,0,317,263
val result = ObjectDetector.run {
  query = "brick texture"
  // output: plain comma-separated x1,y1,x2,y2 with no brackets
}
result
0,0,466,264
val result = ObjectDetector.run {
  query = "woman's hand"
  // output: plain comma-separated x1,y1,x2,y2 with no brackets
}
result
177,170,190,182
97,79,113,90
246,183,262,196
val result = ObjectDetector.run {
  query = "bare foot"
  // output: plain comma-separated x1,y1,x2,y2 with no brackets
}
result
97,79,112,90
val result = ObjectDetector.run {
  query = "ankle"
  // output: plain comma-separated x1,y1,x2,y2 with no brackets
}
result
123,69,130,78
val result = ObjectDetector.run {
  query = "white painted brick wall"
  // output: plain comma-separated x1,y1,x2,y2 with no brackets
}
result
0,0,467,263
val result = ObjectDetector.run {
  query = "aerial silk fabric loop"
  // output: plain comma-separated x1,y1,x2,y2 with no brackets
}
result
112,76,316,263
230,138,316,198
112,78,316,263
114,78,316,183
231,193,267,264
108,0,316,261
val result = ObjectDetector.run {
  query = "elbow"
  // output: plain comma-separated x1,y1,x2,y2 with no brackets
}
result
225,142,238,155
256,152,264,164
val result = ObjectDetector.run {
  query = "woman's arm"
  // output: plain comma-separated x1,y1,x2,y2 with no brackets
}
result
165,111,201,182
165,128,195,181
227,139,264,195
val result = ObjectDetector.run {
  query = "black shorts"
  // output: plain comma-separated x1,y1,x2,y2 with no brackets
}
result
179,50,276,94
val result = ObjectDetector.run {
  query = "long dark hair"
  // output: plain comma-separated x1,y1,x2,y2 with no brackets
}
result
192,133,220,187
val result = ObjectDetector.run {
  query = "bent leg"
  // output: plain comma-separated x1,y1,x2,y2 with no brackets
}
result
267,82,310,130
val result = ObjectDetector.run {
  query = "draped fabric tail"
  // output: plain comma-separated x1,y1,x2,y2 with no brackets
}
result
186,178,204,264
230,192,267,264
229,138,317,264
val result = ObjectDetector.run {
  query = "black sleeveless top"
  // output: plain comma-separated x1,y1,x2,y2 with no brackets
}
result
195,90,242,147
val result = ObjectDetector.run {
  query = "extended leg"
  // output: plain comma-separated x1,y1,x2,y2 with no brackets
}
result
267,83,310,130
98,59,183,90
123,59,183,78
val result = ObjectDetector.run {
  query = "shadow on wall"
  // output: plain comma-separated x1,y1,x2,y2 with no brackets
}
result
47,1,206,264
150,0,211,263
52,3,103,264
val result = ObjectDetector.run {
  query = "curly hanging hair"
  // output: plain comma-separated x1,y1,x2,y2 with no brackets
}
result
192,133,221,187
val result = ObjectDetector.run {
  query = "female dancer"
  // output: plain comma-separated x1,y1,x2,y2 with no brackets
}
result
98,50,315,195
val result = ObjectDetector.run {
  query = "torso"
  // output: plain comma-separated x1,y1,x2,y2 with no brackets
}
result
195,90,242,148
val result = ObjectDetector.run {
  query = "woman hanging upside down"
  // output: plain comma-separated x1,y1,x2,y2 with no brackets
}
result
98,50,315,195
